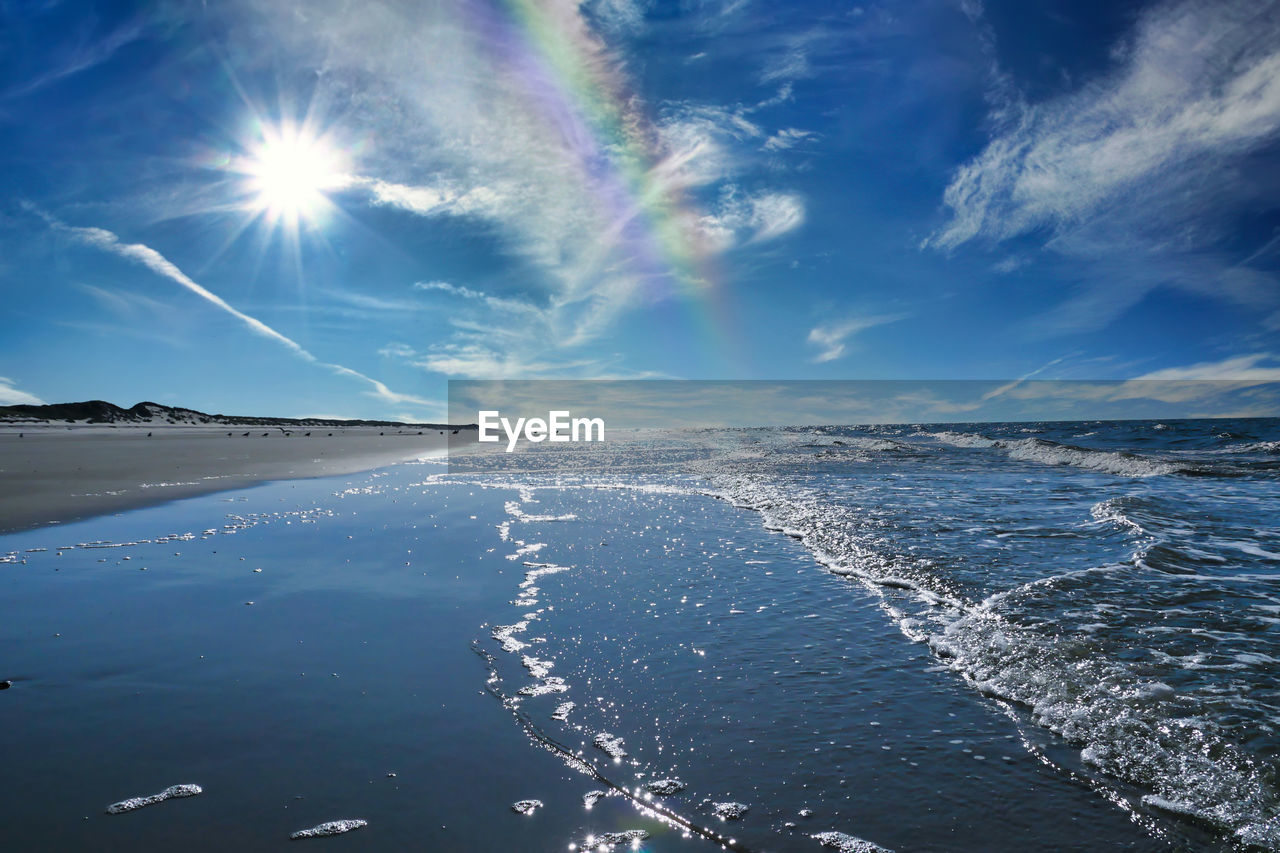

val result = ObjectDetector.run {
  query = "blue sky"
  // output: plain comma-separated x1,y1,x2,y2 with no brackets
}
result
2,0,1279,420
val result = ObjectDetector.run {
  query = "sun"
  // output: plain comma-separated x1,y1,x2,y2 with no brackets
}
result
243,125,347,225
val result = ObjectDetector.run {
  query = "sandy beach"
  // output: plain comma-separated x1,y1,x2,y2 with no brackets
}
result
0,425,458,534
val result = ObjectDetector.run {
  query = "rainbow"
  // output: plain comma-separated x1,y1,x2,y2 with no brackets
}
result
471,0,742,372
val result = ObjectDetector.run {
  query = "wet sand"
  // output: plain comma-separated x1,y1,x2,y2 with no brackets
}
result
0,425,461,534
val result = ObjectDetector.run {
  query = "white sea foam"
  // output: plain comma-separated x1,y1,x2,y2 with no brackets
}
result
505,499,578,523
521,562,571,587
506,541,546,560
511,799,543,815
521,656,555,679
518,676,569,697
493,622,530,653
812,830,894,852
712,801,749,820
1242,440,1280,454
579,829,649,848
290,819,367,839
106,784,202,814
643,778,685,795
593,732,627,760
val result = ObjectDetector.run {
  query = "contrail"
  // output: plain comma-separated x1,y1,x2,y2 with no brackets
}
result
37,209,436,412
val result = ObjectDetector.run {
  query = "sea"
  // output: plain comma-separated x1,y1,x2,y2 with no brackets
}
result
1,418,1277,851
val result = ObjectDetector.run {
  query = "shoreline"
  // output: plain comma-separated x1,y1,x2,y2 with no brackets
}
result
0,460,1185,852
0,425,461,535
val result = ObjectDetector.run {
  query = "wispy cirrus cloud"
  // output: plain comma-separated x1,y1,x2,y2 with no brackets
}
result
759,29,830,84
412,280,486,300
411,343,600,379
1134,352,1280,381
979,353,1280,406
378,342,417,359
928,1,1280,251
762,127,817,151
357,177,506,221
2,20,144,101
926,0,1280,334
0,376,43,406
697,187,806,251
806,312,906,363
584,0,651,34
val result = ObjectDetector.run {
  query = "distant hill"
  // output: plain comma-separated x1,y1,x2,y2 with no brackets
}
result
0,400,461,429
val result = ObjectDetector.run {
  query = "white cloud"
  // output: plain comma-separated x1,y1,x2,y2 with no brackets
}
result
318,288,424,315
926,0,1280,249
928,0,1280,251
0,377,43,406
412,280,486,300
653,106,761,191
748,192,806,242
985,358,1280,405
806,313,905,363
760,32,816,84
378,342,417,359
927,0,1280,335
412,279,542,318
1134,352,1280,381
654,91,810,188
698,187,806,250
762,127,817,151
412,342,602,380
359,177,506,220
990,255,1027,274
584,0,650,33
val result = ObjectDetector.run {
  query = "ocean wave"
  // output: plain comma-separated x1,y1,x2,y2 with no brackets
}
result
815,437,912,453
1241,440,1280,454
459,422,1280,847
926,431,999,449
704,469,1280,847
929,432,1185,477
1001,438,1182,477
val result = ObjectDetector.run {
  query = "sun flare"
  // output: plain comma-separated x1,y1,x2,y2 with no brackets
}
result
244,126,346,222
